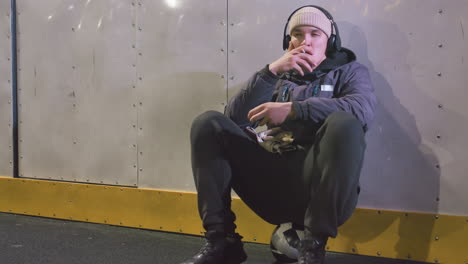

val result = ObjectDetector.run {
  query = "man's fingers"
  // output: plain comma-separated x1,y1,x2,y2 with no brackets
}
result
296,58,313,73
249,109,267,122
292,64,304,76
247,105,263,120
298,53,317,69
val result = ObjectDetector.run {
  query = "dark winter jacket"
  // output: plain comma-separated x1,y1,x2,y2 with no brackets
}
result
225,48,377,144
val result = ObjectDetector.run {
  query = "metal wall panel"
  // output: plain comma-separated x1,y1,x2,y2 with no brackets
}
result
17,0,138,185
228,0,468,216
0,1,13,177
136,0,227,190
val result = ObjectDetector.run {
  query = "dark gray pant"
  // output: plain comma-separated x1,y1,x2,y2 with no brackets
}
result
190,111,366,238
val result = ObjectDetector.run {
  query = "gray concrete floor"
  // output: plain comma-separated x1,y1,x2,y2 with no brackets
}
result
0,212,427,264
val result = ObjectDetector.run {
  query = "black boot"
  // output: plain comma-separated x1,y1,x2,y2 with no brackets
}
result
297,237,327,264
180,230,247,264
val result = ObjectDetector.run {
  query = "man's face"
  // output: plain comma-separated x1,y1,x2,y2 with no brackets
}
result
290,25,328,58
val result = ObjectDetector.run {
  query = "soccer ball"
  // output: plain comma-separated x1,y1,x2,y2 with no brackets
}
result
270,223,304,263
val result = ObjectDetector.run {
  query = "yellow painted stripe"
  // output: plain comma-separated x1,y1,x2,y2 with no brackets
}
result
0,176,467,264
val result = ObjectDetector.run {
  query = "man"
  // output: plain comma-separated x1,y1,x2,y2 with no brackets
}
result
181,5,377,264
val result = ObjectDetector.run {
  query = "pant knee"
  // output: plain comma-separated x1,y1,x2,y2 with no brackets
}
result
323,112,364,140
191,111,226,140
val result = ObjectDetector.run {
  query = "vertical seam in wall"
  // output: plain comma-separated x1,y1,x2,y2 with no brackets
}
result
134,2,140,186
10,0,18,178
226,0,229,103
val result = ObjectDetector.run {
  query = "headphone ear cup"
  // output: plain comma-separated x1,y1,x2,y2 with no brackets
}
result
283,35,291,50
327,35,336,52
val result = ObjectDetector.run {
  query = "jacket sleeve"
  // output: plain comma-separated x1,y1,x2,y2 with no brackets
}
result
291,63,377,131
224,65,280,126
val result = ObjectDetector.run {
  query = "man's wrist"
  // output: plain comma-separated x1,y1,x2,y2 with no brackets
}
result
287,102,296,120
268,64,279,76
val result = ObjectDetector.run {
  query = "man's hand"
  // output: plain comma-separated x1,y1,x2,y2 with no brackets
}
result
268,42,324,76
248,102,295,126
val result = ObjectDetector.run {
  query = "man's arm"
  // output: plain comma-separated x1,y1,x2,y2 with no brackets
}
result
224,65,279,126
291,64,377,131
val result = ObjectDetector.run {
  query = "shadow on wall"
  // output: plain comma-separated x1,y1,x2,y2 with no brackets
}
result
337,21,443,260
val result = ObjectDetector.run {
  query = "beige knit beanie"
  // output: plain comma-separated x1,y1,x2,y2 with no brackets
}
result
288,7,332,38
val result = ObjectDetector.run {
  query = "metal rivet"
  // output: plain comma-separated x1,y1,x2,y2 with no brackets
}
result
377,251,381,256
436,135,441,139
352,248,356,252
438,104,443,109
132,44,135,48
133,165,137,168
435,236,439,241
159,226,163,229
438,9,443,14
138,27,142,31
139,168,143,171
378,211,382,214
407,254,412,259
436,197,440,201
138,52,142,56
230,76,234,80
434,215,439,219
435,164,440,169
139,102,143,106
434,258,439,263
230,23,234,26
437,72,442,77
253,237,257,241
220,48,224,52
438,44,443,48
221,75,225,79
139,151,143,155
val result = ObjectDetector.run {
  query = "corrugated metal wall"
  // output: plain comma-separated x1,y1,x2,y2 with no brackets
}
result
2,0,467,216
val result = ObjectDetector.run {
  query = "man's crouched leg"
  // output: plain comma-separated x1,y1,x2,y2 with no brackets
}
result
180,231,247,264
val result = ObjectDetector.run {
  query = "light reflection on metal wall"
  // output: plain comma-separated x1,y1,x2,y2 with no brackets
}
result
135,0,227,190
16,0,138,185
227,0,468,216
0,1,12,177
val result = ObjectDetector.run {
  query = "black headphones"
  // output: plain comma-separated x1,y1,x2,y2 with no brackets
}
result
282,5,341,53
